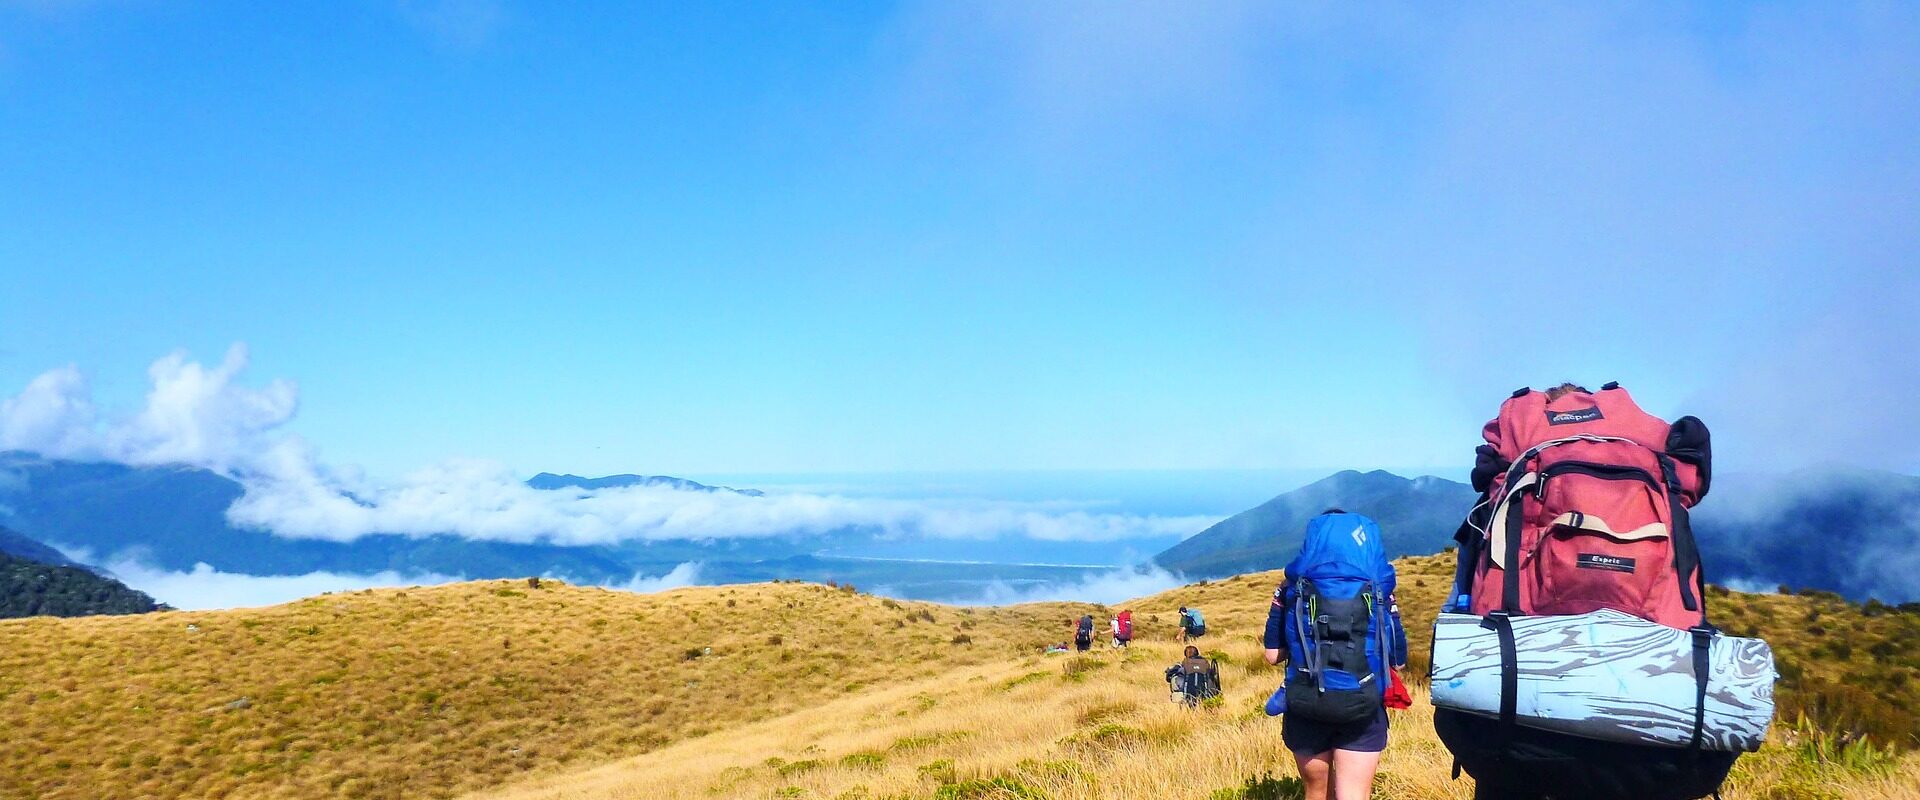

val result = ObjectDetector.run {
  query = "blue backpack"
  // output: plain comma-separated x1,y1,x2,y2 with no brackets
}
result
1279,512,1401,724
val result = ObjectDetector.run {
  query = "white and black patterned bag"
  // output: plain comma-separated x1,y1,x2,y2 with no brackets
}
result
1430,609,1776,752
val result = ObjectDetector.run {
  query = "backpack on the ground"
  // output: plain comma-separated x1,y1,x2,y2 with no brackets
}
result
1434,384,1774,800
1279,512,1400,725
1168,658,1221,707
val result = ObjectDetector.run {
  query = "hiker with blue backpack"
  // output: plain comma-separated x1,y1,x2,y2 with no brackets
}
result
1264,509,1408,800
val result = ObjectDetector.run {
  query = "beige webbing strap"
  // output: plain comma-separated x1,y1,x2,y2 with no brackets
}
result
1486,472,1538,570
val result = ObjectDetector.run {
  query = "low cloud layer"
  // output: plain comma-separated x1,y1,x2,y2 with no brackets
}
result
0,347,1216,546
606,562,703,595
1700,469,1920,602
101,557,460,611
96,555,704,611
934,564,1187,607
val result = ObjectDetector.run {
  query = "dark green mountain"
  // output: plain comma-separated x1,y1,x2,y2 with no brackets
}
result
1154,469,1478,577
0,526,162,618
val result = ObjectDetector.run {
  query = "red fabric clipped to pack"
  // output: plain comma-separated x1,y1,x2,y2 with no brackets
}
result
1385,667,1412,710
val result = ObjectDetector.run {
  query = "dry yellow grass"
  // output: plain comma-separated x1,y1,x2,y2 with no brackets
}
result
0,579,1087,800
4,557,1916,800
464,556,1920,800
460,629,1920,800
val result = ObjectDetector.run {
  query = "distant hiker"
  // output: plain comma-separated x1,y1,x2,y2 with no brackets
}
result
1074,614,1094,652
1113,609,1133,648
1431,383,1771,800
1165,645,1221,707
1264,509,1407,800
1177,606,1206,641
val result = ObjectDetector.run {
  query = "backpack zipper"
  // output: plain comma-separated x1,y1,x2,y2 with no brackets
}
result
1535,461,1661,500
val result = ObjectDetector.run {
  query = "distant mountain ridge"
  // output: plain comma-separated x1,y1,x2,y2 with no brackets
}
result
0,451,780,585
7,449,1918,604
526,472,763,496
1153,469,1477,577
0,524,86,569
1153,466,1920,603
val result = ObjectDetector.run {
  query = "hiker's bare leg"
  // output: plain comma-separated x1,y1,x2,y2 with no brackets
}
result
1293,750,1332,800
1331,748,1382,799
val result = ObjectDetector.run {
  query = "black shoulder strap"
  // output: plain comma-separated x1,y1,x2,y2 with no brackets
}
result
1658,454,1705,616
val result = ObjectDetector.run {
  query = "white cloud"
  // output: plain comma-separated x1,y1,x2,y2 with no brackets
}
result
1718,578,1780,596
938,564,1185,607
0,343,298,471
224,461,1217,545
0,365,99,458
103,557,461,611
0,346,1219,547
604,562,703,595
108,345,299,468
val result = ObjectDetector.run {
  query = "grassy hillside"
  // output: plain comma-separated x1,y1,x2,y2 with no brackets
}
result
4,557,1918,800
467,556,1920,800
0,578,1088,800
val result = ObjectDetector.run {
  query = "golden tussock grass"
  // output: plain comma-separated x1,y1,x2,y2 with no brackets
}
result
3,555,1917,800
464,556,1920,800
0,579,1090,799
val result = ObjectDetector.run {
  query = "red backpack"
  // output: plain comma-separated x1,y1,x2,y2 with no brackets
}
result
1116,611,1133,639
1461,383,1712,630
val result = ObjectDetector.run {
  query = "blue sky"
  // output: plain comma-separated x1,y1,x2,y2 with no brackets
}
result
3,1,1916,481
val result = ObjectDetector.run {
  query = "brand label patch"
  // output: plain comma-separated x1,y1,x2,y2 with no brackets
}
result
1546,406,1605,425
1576,553,1636,573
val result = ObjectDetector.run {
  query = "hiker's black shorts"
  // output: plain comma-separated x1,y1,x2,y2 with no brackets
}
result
1283,705,1389,754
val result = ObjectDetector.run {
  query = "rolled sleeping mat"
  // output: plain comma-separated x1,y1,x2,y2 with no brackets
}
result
1429,609,1776,752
